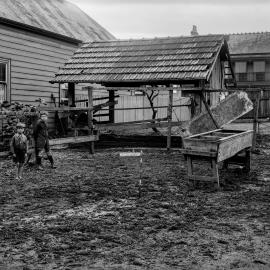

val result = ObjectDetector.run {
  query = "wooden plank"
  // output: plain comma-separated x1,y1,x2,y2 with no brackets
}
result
245,149,251,172
186,156,193,178
217,132,253,162
97,121,184,131
12,71,56,81
37,106,93,112
68,83,75,107
0,25,77,53
0,52,66,69
211,159,220,187
99,104,188,111
183,129,253,156
185,129,221,138
167,90,173,150
181,149,217,157
11,78,57,87
87,86,95,154
94,113,110,118
182,91,254,136
97,86,183,92
0,36,73,60
199,135,223,141
109,90,115,123
49,135,98,145
211,132,238,137
0,43,68,63
37,101,118,112
252,92,261,150
12,66,58,77
12,83,57,91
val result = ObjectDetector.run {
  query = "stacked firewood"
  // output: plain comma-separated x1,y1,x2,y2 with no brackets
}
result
0,101,39,149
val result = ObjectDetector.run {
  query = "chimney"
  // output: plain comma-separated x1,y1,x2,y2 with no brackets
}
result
191,25,198,36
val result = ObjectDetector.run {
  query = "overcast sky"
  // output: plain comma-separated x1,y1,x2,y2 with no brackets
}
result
68,0,270,39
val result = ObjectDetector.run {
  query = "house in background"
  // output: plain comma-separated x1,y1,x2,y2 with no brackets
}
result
227,32,270,118
51,34,235,123
0,0,114,106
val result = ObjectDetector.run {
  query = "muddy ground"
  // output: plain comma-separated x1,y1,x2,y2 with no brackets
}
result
0,142,270,269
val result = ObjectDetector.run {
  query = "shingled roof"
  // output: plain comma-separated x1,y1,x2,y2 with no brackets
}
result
51,34,229,84
228,32,270,55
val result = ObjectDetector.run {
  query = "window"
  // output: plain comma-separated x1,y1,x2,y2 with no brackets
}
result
253,61,265,81
238,73,248,82
255,72,265,81
0,59,10,103
234,61,247,82
235,62,247,73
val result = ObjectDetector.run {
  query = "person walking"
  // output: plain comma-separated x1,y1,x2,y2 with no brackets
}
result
33,111,56,170
10,122,28,180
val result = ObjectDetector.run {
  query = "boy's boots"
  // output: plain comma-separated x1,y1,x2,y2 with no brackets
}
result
36,156,44,171
48,155,57,169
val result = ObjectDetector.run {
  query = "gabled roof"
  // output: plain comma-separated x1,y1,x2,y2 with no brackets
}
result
51,35,229,84
228,32,270,55
0,0,114,42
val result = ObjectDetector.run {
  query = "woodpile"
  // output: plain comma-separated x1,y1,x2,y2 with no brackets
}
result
0,101,39,150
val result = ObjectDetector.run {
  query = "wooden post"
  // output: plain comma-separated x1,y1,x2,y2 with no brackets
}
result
87,86,95,154
252,91,261,151
167,89,173,150
244,148,251,172
67,83,75,107
108,90,115,123
211,158,220,188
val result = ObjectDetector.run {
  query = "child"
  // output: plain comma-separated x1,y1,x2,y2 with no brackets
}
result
33,111,56,170
10,122,28,180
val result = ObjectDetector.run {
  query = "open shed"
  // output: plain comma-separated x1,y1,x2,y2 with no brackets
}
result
50,34,235,151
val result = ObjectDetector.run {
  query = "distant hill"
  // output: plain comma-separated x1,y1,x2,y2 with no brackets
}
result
0,0,115,41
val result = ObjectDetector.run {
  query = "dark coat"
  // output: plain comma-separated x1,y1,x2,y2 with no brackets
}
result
33,119,49,150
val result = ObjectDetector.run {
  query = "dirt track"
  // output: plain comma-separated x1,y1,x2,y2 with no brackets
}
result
0,146,270,269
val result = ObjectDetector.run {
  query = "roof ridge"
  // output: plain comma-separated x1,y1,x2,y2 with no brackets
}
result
229,31,270,35
88,34,224,43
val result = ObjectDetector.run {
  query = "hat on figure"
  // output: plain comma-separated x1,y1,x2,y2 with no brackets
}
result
16,122,26,128
40,111,49,116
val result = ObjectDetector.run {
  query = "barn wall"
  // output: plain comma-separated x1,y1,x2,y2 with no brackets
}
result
0,24,80,105
0,24,82,130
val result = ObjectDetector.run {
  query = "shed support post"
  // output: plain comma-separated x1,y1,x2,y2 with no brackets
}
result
109,90,115,123
87,86,95,154
167,89,173,150
252,90,261,151
67,83,75,107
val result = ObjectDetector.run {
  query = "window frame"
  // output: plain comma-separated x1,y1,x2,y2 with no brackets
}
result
0,58,11,103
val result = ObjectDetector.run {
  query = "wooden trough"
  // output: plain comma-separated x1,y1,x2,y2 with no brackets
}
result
182,129,254,187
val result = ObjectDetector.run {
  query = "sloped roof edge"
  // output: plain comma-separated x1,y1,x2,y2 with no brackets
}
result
0,16,82,45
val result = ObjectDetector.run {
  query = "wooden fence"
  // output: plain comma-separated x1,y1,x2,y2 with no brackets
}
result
76,92,191,123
